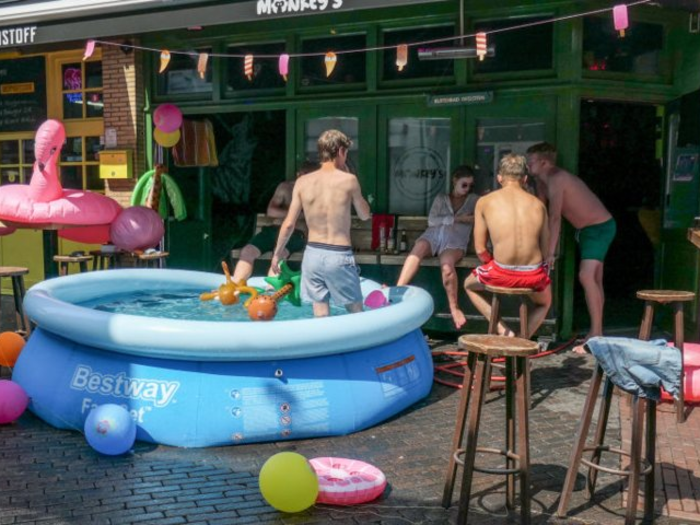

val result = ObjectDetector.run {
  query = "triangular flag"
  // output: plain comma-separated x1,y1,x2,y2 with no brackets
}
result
245,54,254,81
83,40,96,61
197,52,209,80
476,32,487,61
279,54,290,81
396,44,408,71
325,51,337,77
159,50,171,74
613,4,629,37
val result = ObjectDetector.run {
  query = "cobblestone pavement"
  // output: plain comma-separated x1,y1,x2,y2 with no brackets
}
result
0,296,696,524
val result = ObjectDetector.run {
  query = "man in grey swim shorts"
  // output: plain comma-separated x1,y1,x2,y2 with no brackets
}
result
270,130,371,317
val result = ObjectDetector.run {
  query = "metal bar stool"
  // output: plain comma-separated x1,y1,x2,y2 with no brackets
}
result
442,334,539,525
0,266,31,336
557,362,656,525
637,289,695,423
53,254,93,276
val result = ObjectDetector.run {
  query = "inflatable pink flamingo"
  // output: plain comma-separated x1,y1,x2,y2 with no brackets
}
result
0,120,122,244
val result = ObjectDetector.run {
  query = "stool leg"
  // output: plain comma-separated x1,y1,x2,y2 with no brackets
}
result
557,364,604,518
644,399,656,522
516,355,531,525
505,356,516,510
59,262,68,276
586,377,614,498
457,355,490,525
674,303,685,423
519,297,528,338
625,396,644,525
79,261,87,273
443,352,478,508
11,276,29,336
638,301,654,341
488,295,501,335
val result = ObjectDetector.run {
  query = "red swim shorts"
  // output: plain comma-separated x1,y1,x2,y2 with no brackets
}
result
473,261,551,292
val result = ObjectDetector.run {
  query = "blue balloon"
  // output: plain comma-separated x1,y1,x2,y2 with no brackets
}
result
84,404,136,456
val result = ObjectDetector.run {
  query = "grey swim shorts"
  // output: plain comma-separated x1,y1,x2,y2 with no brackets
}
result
301,243,363,306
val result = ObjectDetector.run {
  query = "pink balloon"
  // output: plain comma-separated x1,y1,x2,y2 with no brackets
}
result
153,104,183,133
0,380,29,424
0,225,16,236
109,206,164,252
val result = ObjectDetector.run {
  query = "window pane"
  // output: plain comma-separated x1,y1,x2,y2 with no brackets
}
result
61,138,83,163
300,35,366,88
86,164,101,190
62,64,82,90
63,93,83,119
388,118,451,215
304,117,359,175
159,48,213,95
226,42,287,92
583,17,663,75
85,137,102,162
22,140,34,164
60,165,82,189
1,141,19,165
383,25,455,81
85,61,103,88
22,167,31,183
473,17,553,74
1,168,21,185
86,92,104,118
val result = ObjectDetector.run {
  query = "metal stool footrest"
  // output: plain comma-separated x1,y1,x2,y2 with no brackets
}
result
454,447,521,475
580,445,652,476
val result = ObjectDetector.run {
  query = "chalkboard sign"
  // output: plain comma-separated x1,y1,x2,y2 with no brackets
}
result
0,56,47,132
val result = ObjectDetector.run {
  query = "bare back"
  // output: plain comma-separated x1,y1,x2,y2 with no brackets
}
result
476,185,549,266
548,169,611,229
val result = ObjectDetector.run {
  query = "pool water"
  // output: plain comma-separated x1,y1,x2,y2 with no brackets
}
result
78,290,349,322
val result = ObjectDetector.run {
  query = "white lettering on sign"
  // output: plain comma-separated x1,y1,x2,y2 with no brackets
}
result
257,0,343,16
0,27,37,48
70,364,180,408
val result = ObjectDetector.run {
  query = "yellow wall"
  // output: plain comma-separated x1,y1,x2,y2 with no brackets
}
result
0,230,43,292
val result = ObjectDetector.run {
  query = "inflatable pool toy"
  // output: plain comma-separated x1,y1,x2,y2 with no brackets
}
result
364,289,389,309
662,342,700,403
109,206,164,252
310,457,387,505
13,270,434,447
0,222,15,236
0,120,122,244
200,261,258,306
247,260,301,321
131,167,187,220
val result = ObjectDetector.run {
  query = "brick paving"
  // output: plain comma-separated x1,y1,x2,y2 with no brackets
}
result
0,295,697,524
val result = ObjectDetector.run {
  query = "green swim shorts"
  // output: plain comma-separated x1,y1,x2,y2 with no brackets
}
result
249,225,306,255
576,218,616,261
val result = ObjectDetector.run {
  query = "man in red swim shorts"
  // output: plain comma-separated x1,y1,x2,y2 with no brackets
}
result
463,154,552,338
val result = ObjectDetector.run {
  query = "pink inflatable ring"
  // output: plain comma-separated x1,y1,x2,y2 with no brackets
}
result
309,457,387,505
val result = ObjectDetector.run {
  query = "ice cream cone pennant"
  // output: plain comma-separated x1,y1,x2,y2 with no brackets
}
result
197,52,209,80
159,50,171,74
83,40,96,61
396,44,408,71
279,54,290,81
244,54,254,81
613,4,629,37
476,32,487,61
325,51,337,78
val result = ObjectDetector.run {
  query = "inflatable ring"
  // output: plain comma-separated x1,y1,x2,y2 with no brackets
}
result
309,457,387,505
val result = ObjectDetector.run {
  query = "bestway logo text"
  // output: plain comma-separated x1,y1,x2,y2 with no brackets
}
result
70,365,180,408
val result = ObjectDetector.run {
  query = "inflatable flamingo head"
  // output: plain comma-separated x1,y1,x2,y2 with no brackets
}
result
34,120,65,171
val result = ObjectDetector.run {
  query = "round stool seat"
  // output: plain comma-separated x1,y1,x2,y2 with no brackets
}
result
53,255,93,264
458,334,539,358
485,285,534,296
0,267,29,277
636,290,695,303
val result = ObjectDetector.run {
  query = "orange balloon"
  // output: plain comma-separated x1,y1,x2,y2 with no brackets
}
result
0,332,26,367
248,295,278,321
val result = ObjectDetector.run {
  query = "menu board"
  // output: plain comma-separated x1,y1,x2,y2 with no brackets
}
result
0,56,47,132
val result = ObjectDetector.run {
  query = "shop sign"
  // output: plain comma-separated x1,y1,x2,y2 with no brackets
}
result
0,82,34,95
0,26,37,48
257,0,343,16
427,91,494,107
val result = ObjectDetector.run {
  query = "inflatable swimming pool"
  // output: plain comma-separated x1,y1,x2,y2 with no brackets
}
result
13,269,434,447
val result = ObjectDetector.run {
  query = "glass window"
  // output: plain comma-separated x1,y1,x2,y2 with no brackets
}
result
226,42,287,93
159,48,213,95
0,138,34,185
382,25,455,81
388,118,451,215
300,35,366,88
59,136,102,190
60,60,103,120
473,17,553,75
304,117,359,175
583,17,663,75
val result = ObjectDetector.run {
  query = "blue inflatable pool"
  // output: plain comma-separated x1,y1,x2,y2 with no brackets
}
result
13,269,435,447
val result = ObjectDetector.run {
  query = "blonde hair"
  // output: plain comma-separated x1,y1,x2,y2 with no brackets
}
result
526,142,557,163
318,130,352,162
499,154,527,179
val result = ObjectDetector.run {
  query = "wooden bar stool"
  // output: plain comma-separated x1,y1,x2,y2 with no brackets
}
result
0,266,31,336
89,250,123,270
637,289,695,423
485,285,534,338
135,251,169,268
442,334,539,525
53,254,93,276
557,362,656,525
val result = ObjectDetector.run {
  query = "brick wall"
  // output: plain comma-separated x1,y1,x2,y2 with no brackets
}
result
102,41,146,205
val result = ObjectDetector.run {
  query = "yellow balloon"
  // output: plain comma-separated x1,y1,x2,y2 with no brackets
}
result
154,128,181,148
259,452,319,513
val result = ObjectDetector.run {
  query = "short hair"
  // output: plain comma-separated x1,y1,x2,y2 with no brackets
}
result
526,142,557,163
451,164,475,180
499,154,527,179
317,130,352,162
296,160,320,176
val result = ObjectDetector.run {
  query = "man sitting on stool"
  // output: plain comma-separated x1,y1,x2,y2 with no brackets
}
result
464,154,552,338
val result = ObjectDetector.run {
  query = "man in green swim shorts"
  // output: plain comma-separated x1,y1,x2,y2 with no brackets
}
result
527,142,616,350
231,160,319,283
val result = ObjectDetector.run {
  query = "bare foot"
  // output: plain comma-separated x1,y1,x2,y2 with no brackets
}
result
498,327,516,337
451,308,467,330
572,344,589,355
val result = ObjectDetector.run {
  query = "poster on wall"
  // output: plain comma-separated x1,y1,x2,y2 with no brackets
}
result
0,56,47,132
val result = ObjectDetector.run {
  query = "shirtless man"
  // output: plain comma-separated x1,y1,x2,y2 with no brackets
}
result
526,142,615,348
464,154,552,338
271,130,371,317
231,160,318,283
